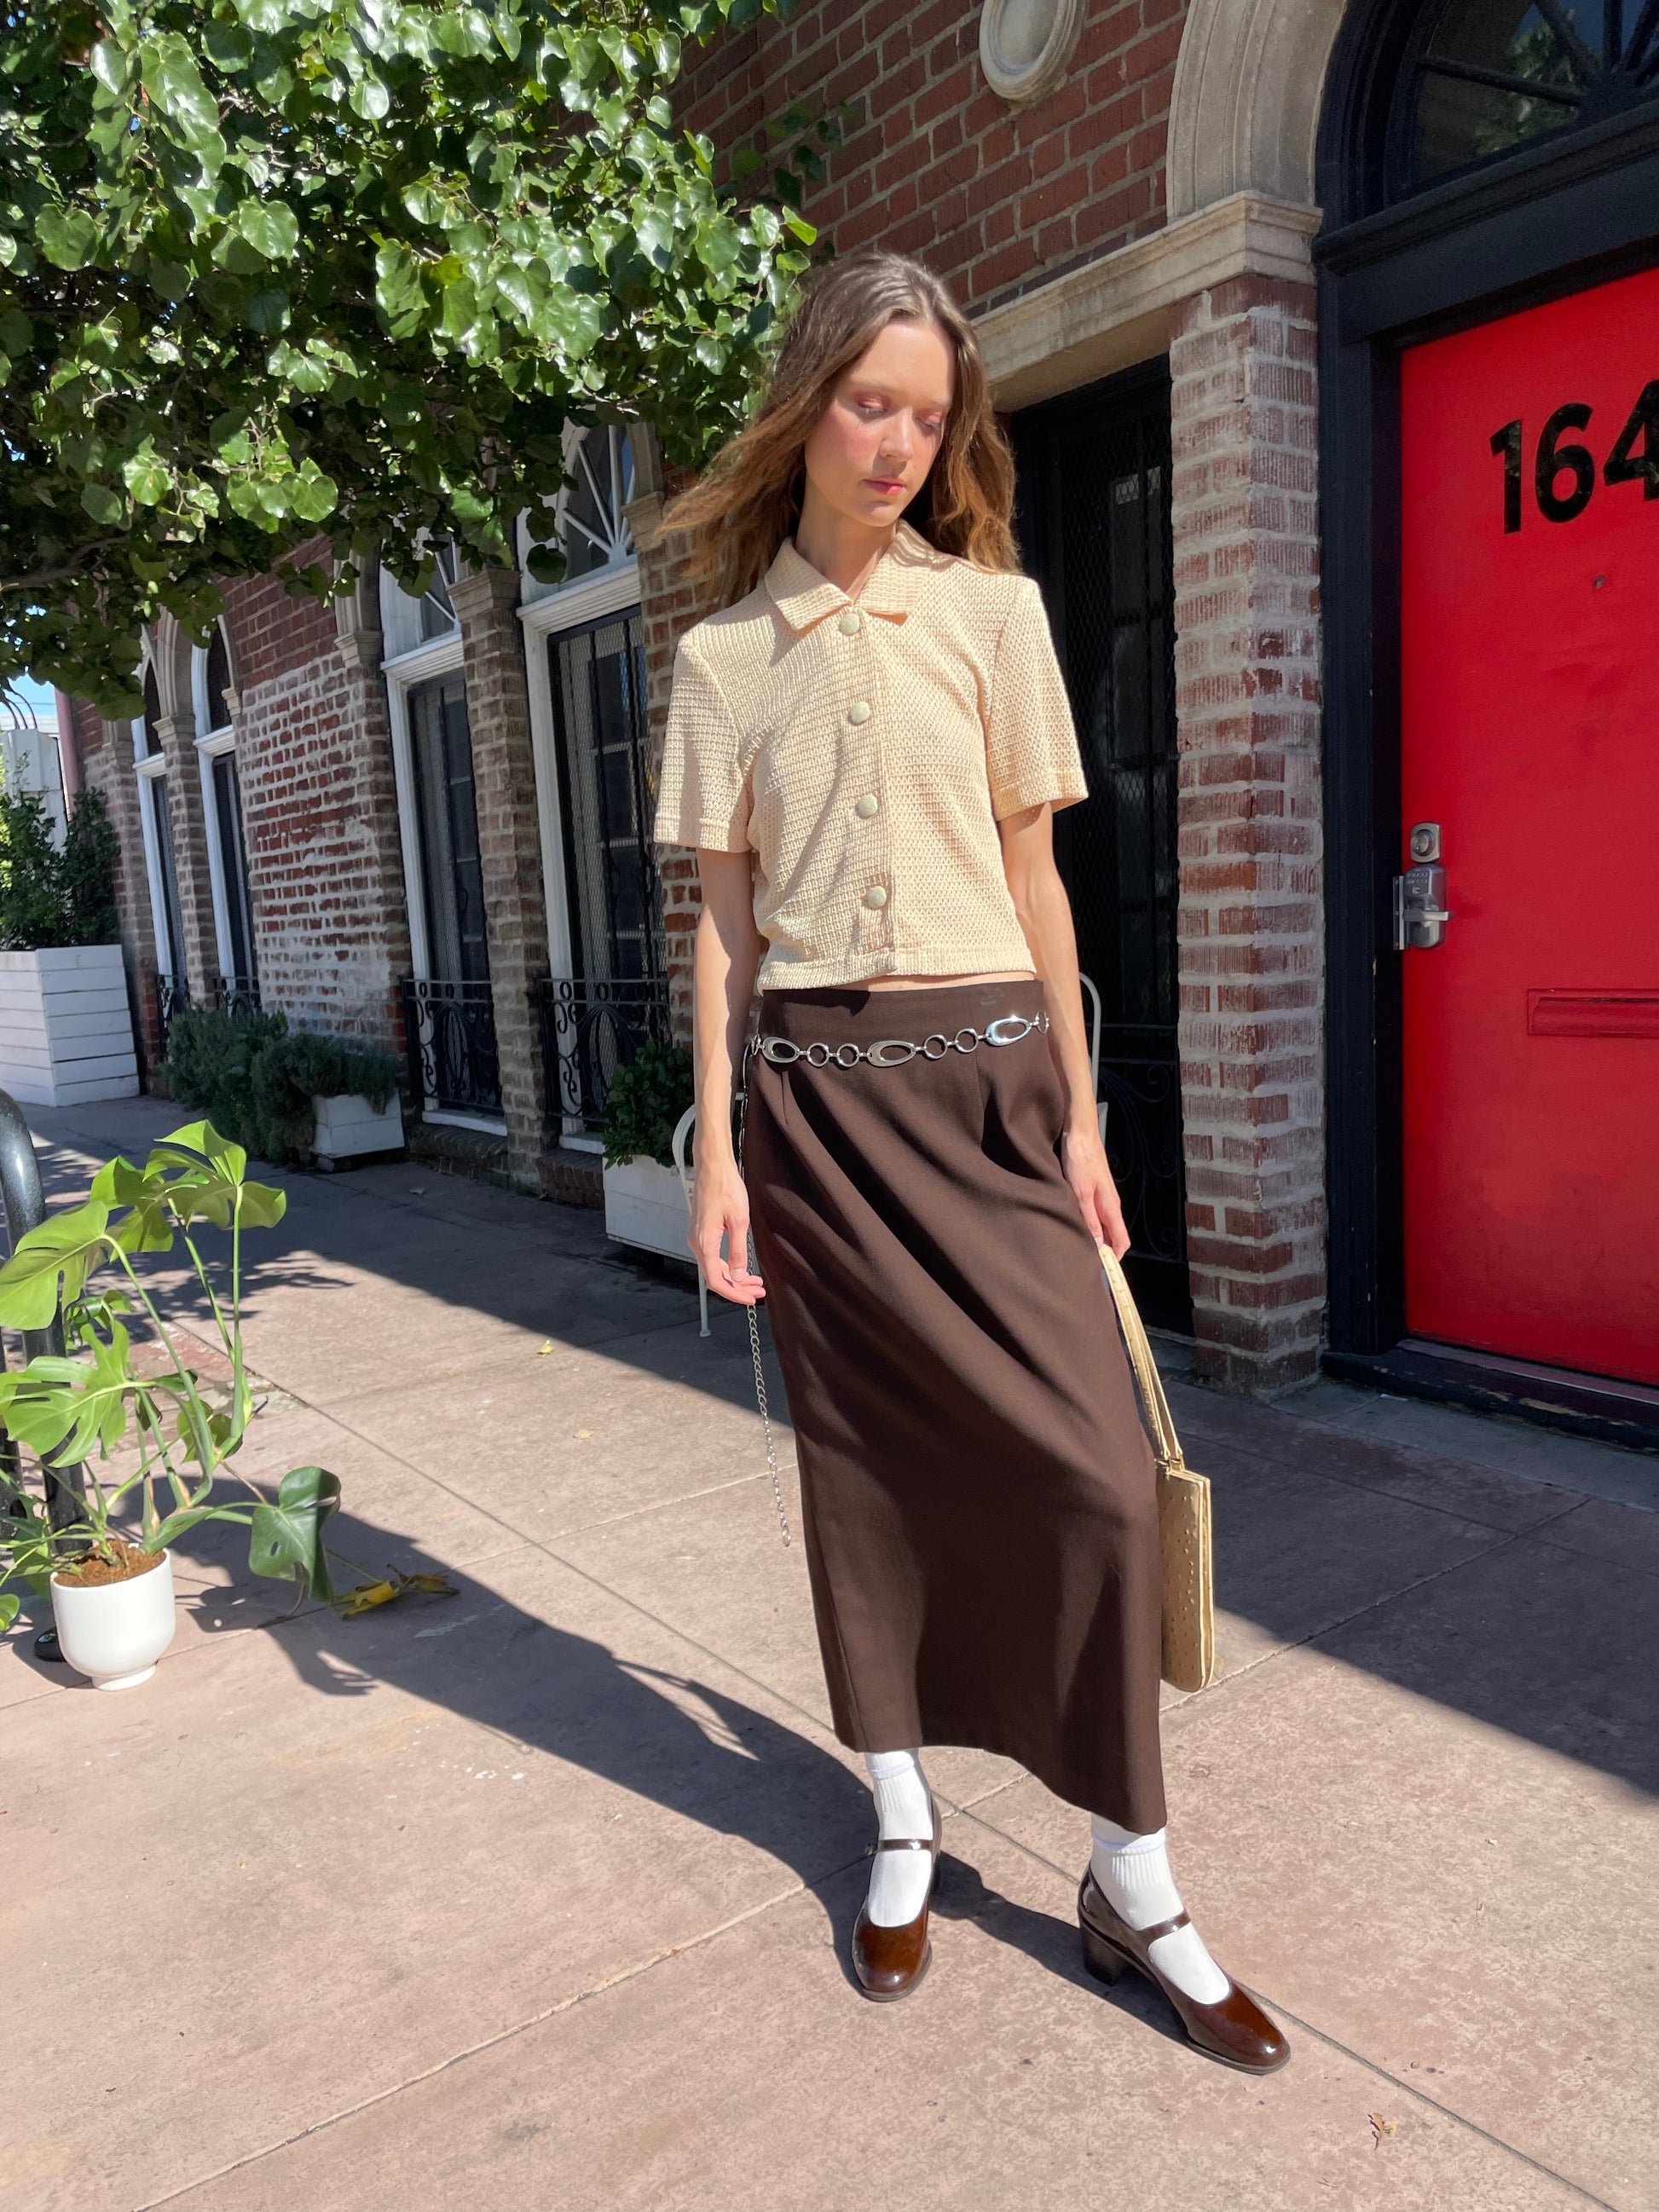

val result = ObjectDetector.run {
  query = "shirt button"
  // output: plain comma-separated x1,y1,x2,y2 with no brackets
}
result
863,884,888,910
847,699,871,725
838,609,862,635
855,793,880,817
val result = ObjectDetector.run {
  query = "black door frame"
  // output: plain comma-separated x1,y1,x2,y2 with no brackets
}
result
1316,6,1659,1441
1012,357,1193,1333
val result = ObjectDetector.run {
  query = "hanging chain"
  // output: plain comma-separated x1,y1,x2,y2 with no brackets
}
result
734,1033,791,1548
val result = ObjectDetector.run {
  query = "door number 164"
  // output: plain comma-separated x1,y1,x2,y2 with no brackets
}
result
1489,379,1659,532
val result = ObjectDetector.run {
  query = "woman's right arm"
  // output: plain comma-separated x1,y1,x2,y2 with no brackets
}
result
688,846,767,1306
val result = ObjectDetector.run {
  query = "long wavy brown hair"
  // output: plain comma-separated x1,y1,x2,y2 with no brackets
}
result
661,251,1020,609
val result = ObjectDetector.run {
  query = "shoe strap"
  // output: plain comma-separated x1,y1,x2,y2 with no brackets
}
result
871,1835,934,1853
1130,1907,1192,1944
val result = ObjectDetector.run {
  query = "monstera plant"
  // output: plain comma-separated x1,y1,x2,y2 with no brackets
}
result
0,1120,444,1686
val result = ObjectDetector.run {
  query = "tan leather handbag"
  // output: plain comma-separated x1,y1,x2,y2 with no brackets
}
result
1099,1245,1217,1694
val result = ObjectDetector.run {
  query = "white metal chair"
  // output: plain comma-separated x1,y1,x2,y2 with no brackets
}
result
670,1101,710,1337
1078,971,1109,1146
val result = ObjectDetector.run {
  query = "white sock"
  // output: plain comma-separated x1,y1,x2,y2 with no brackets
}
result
864,1749,935,1927
1090,1816,1230,2003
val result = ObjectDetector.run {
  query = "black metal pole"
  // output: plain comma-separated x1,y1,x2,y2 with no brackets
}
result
0,1088,79,1659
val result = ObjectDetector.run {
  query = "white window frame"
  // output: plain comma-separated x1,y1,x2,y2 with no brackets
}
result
131,687,179,981
381,627,504,1135
190,637,242,983
518,558,644,1150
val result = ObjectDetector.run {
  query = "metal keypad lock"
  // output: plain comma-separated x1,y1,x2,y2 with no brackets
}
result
1393,823,1454,950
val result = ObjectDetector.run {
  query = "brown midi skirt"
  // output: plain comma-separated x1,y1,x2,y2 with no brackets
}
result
741,976,1168,1833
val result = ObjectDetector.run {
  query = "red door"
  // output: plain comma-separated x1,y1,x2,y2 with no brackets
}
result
1399,264,1659,1387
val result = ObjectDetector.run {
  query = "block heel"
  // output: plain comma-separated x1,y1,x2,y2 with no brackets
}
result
1080,1920,1130,1985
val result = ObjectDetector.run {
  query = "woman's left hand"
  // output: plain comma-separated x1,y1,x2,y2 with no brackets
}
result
1061,1122,1130,1260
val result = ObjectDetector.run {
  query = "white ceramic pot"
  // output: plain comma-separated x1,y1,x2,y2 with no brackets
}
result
50,1550,176,1690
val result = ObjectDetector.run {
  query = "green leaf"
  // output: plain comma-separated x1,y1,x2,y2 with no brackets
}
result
36,208,99,271
237,201,299,261
90,39,135,95
80,482,125,526
123,449,172,506
349,75,391,122
0,1201,113,1329
248,1465,340,1600
0,1326,134,1463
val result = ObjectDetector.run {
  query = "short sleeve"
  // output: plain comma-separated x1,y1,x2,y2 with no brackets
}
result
652,635,751,852
984,576,1088,822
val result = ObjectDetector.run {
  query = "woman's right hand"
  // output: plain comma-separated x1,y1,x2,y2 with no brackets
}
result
691,1158,767,1307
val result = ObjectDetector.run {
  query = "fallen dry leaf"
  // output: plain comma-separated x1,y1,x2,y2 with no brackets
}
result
538,1340,554,1356
575,1428,592,1440
1368,2114,1397,2150
343,1580,397,1617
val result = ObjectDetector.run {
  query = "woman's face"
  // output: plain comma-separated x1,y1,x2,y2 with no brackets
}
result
801,317,956,534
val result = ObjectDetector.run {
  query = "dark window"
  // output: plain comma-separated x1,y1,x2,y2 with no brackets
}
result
409,673,488,983
1394,0,1659,193
212,750,256,983
204,626,233,734
138,665,185,979
549,610,664,991
1014,367,1192,1333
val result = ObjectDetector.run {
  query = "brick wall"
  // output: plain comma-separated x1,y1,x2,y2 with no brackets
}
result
235,638,413,1052
449,566,552,1188
1168,275,1325,1392
633,468,728,1042
679,0,1185,311
222,544,340,693
70,699,166,1073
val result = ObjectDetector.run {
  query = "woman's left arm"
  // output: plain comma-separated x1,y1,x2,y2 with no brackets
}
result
999,801,1130,1259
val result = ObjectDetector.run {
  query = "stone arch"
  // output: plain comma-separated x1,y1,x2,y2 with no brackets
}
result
1165,0,1351,218
146,610,195,726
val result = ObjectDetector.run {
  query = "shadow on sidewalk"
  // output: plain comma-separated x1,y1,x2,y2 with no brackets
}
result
14,1105,1659,1822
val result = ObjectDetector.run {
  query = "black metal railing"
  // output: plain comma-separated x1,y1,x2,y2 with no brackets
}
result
214,974,262,1020
532,974,673,1135
153,971,188,1058
399,976,502,1118
0,1083,84,1657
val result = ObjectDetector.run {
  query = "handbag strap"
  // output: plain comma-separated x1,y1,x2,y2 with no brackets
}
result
1098,1245,1185,1472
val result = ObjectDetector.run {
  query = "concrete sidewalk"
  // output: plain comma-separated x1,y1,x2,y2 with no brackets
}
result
3,1097,1654,2212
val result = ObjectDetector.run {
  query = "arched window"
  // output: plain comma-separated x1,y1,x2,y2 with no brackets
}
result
188,622,257,1002
379,538,461,660
520,424,636,600
1391,0,1659,194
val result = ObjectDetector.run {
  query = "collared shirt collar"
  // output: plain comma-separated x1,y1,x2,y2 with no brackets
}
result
763,518,943,634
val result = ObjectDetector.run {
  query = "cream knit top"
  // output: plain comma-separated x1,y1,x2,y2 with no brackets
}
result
651,518,1088,990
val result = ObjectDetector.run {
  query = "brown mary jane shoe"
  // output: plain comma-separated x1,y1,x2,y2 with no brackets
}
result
852,1798,944,2002
1078,1870,1291,2073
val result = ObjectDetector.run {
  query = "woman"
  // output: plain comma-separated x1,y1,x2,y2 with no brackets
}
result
652,250,1287,2073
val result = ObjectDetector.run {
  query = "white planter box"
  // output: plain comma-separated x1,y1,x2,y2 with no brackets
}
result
312,1091,405,1162
604,1152,692,1261
0,945,137,1105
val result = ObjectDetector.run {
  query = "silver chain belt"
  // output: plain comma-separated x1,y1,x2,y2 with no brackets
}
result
749,1009,1049,1071
734,1004,1049,1547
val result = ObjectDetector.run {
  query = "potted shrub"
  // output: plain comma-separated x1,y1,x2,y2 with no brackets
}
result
165,1005,403,1167
0,1119,445,1687
598,1037,697,1260
0,785,137,1106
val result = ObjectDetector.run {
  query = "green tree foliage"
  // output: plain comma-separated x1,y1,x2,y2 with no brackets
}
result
1,0,834,714
0,783,122,948
58,782,121,944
